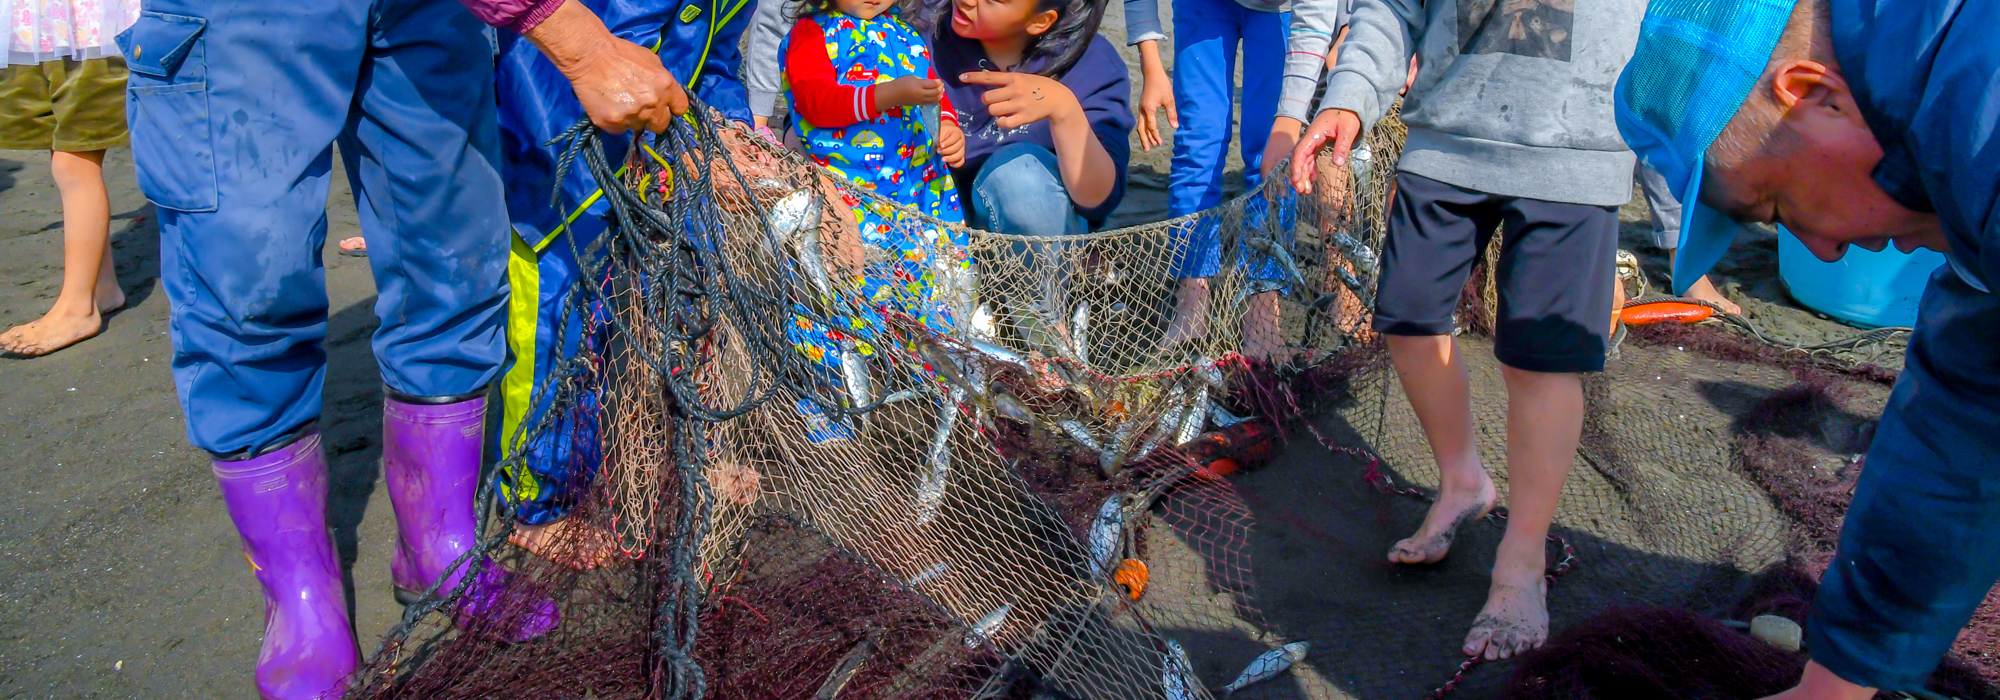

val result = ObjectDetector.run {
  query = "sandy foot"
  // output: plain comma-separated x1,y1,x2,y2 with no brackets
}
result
509,517,619,570
1388,467,1497,565
0,285,125,357
1463,574,1551,660
1685,275,1742,315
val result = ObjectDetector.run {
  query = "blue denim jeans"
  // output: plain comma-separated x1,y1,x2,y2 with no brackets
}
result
968,142,1089,236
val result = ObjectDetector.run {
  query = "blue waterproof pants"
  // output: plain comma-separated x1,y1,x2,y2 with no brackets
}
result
494,0,753,524
1166,0,1290,282
120,0,508,456
1810,266,2000,691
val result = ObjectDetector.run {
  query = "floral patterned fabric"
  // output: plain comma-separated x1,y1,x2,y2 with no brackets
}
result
5,0,139,65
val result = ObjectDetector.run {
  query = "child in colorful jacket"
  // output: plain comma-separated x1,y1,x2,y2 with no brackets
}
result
781,0,969,413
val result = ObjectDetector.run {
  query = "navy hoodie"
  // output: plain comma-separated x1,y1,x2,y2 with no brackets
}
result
932,29,1133,226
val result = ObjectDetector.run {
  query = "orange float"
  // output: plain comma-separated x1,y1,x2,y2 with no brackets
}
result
1622,300,1715,325
1193,458,1240,481
1114,558,1149,600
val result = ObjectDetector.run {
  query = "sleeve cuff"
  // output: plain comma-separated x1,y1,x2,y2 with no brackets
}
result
749,89,782,118
1317,70,1382,131
508,0,567,35
1127,29,1166,46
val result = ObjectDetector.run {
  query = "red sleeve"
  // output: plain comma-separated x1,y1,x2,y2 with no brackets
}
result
785,19,880,128
931,63,958,124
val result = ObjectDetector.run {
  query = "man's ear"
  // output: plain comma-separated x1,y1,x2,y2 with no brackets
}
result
1024,8,1059,35
1769,60,1847,115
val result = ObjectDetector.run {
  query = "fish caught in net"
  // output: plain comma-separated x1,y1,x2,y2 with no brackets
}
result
345,102,1996,700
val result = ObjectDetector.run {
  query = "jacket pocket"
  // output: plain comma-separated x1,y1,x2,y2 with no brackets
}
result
118,12,216,212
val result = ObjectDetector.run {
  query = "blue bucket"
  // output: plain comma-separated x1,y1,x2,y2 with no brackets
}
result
1777,227,1942,329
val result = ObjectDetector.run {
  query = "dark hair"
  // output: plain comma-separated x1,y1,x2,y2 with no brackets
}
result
1021,0,1109,77
906,0,1108,78
789,0,927,24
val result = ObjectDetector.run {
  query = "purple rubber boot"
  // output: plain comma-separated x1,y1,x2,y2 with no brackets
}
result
382,394,557,640
212,432,359,700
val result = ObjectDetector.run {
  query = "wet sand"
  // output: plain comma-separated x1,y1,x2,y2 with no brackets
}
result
0,17,1896,698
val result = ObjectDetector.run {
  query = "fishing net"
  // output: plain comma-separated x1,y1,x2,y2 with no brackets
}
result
346,100,1997,700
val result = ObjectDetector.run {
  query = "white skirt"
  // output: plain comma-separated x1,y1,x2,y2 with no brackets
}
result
5,0,140,66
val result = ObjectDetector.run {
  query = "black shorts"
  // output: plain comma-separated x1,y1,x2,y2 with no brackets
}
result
1372,172,1619,373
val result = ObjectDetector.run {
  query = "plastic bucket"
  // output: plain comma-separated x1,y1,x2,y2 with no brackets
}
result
1777,228,1943,328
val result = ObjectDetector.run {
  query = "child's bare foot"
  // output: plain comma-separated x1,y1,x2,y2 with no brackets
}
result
1388,467,1497,565
509,517,619,570
337,236,367,257
1162,278,1211,349
1684,274,1741,315
1462,559,1551,660
0,305,106,357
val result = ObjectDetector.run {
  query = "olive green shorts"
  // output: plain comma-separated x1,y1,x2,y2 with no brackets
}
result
0,56,130,152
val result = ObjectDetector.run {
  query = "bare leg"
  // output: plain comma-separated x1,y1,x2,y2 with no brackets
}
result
1241,290,1283,362
1163,278,1211,348
1463,365,1582,660
508,517,619,570
1758,661,1875,700
1670,250,1741,315
1,150,123,356
1384,334,1497,565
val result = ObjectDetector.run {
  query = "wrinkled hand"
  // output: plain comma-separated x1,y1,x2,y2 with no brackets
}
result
1260,116,1302,181
525,0,689,134
938,119,966,168
1289,108,1361,195
960,71,1081,131
875,76,944,111
1137,69,1177,152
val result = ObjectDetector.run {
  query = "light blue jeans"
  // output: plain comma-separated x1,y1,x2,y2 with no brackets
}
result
968,142,1088,332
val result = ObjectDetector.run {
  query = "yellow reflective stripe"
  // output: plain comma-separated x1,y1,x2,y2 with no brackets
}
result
500,232,543,506
540,6,742,247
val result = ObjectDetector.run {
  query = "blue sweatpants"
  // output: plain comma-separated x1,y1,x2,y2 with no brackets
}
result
120,0,508,455
1810,266,2000,691
1166,0,1290,282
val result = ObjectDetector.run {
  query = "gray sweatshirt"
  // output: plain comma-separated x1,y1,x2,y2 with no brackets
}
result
745,0,797,118
1319,0,1642,207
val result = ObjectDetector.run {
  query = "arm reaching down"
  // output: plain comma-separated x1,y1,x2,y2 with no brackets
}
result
509,0,690,133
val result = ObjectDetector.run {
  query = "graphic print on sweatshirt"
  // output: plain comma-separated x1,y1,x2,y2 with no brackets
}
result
1458,0,1573,61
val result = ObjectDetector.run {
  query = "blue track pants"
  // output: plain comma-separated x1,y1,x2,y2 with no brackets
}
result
121,0,508,455
1166,0,1288,280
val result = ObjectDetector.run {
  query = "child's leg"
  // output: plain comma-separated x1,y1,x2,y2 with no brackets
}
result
1,149,122,356
1163,0,1245,347
1372,173,1503,563
1237,9,1290,359
1461,193,1619,660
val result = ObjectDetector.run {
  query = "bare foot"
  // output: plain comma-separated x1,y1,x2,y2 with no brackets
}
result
1388,468,1497,565
1162,278,1211,349
0,307,105,356
1462,574,1550,660
1684,275,1741,315
337,236,367,257
508,517,619,570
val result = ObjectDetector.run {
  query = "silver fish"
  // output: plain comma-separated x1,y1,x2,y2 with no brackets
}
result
1197,362,1228,391
774,192,833,299
1209,401,1254,428
1057,419,1102,453
1071,302,1091,365
907,561,950,587
1329,260,1371,303
839,341,873,424
965,604,1011,648
879,389,921,406
970,303,998,340
967,339,1029,369
1162,640,1197,700
1329,230,1379,271
1244,236,1310,294
1087,495,1124,578
814,641,876,699
1099,420,1136,478
990,391,1034,424
914,392,959,525
1221,641,1309,694
1176,385,1210,446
